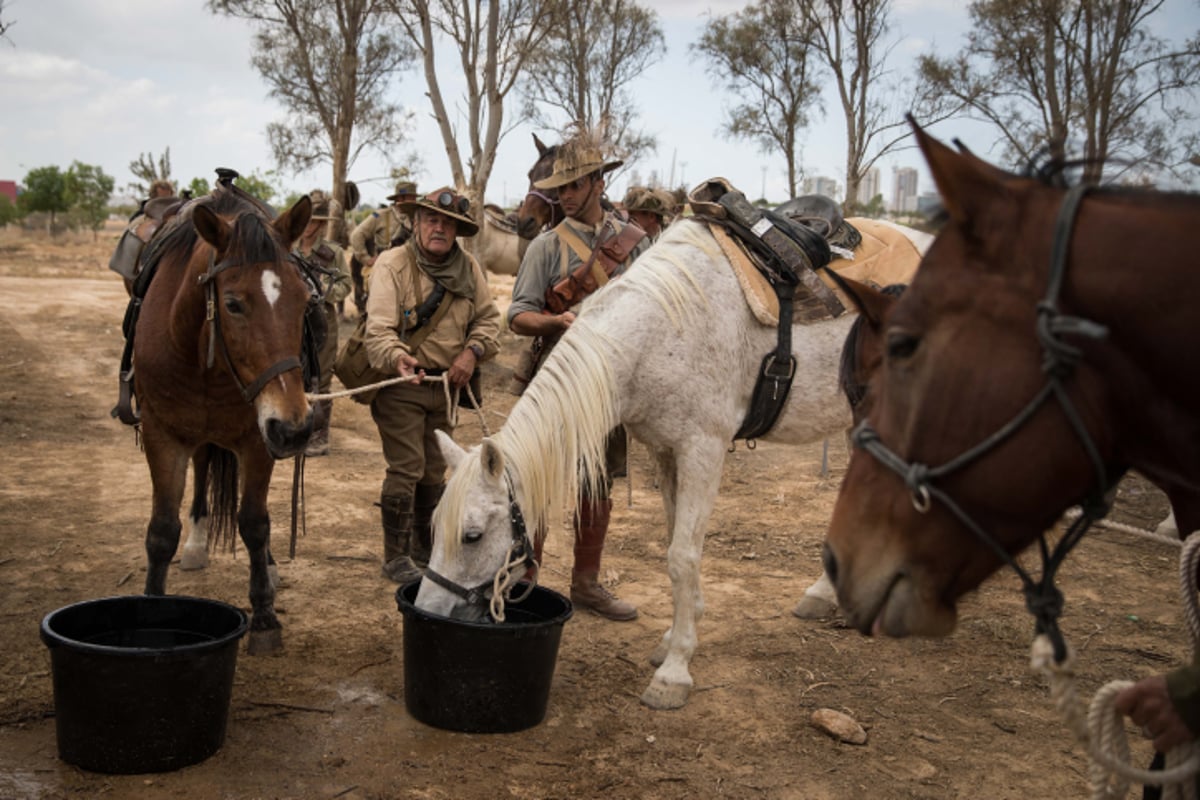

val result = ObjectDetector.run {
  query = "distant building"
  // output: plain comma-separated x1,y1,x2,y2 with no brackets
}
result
801,175,840,201
858,168,881,205
916,192,941,216
891,167,919,213
0,181,16,204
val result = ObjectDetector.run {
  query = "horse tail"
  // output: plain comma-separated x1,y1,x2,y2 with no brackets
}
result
205,444,240,553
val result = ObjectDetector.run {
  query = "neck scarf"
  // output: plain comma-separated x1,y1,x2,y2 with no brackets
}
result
411,239,475,297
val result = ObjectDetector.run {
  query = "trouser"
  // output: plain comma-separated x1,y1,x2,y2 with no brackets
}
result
370,378,451,498
316,302,338,394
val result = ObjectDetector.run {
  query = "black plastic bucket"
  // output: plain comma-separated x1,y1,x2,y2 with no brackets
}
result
39,595,248,774
396,580,572,733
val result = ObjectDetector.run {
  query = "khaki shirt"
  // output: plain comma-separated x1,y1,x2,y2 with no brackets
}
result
293,236,351,307
364,243,501,374
350,206,412,263
507,211,650,326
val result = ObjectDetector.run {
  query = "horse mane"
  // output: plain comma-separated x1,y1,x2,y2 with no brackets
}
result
436,221,718,560
148,184,283,275
838,283,907,411
436,324,621,559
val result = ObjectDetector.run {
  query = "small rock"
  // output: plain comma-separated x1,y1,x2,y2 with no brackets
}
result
811,708,868,745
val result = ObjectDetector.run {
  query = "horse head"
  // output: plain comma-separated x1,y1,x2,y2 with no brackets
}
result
190,192,316,459
824,120,1119,641
515,133,562,240
415,431,533,622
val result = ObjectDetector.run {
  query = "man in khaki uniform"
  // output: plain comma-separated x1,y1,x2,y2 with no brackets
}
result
294,194,352,456
508,134,648,621
365,186,501,584
349,180,417,314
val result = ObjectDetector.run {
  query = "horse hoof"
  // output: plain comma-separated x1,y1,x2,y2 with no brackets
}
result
792,595,838,620
640,679,690,710
246,628,283,655
179,545,209,571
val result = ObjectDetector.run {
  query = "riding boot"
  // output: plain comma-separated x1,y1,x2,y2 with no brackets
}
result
412,483,444,569
380,493,421,584
305,399,332,457
570,497,637,621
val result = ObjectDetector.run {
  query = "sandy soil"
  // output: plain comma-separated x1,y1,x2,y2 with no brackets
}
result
0,227,1187,799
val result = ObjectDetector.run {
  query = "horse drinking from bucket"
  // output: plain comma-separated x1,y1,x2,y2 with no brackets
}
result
416,207,929,709
824,121,1200,650
130,182,315,655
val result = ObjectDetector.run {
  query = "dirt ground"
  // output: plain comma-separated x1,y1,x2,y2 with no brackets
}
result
0,226,1188,799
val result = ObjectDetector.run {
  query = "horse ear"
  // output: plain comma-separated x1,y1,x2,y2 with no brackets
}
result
275,194,313,247
533,133,549,157
480,438,505,483
910,116,1007,227
192,205,231,254
436,430,467,471
839,277,899,329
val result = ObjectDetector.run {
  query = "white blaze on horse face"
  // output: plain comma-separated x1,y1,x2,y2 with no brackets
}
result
261,269,282,308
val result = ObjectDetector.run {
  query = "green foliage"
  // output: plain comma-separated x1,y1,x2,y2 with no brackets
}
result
0,194,18,227
128,149,172,198
187,176,211,199
233,170,280,205
65,161,115,235
850,193,886,218
19,166,70,232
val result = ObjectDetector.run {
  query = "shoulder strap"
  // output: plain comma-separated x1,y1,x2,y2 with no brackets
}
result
405,288,453,353
553,222,594,279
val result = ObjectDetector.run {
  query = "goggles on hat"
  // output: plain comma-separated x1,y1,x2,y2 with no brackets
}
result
435,190,470,215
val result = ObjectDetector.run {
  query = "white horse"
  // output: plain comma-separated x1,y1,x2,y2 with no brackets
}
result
469,205,524,276
416,216,929,709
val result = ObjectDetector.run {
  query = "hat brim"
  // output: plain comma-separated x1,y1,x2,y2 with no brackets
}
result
387,193,418,202
533,159,623,190
398,200,479,237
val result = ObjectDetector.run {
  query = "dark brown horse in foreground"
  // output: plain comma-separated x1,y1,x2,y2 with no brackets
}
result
825,121,1200,646
134,185,314,654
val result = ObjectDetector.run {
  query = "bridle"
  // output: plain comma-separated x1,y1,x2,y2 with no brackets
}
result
851,184,1117,662
519,188,562,235
421,476,539,618
198,249,303,403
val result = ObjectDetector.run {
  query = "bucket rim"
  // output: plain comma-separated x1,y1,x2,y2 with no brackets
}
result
396,580,573,629
40,594,249,657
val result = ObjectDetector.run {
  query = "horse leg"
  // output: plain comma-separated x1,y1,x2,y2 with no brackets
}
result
238,450,283,654
648,448,677,668
179,447,211,571
641,440,725,711
143,443,190,595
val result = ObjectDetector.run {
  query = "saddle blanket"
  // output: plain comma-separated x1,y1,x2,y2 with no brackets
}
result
713,217,928,326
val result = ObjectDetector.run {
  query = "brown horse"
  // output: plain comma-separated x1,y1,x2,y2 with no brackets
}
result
513,133,562,240
133,184,315,654
824,120,1200,652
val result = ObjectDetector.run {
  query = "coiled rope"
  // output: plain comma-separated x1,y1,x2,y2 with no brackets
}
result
1031,532,1200,799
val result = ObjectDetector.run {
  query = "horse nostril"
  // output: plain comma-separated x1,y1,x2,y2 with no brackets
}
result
822,542,839,586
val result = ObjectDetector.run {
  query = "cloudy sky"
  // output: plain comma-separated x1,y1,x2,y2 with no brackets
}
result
0,0,1192,208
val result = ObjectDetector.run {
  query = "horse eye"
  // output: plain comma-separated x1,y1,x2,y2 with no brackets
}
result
886,330,919,360
223,296,246,315
463,529,483,544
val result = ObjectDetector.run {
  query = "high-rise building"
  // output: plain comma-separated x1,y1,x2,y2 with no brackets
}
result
858,167,881,206
801,175,840,201
891,167,919,213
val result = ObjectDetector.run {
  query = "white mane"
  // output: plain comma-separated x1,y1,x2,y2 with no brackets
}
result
435,220,725,561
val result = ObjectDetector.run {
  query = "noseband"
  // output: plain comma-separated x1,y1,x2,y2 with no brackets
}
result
421,478,539,617
198,250,302,403
852,184,1115,662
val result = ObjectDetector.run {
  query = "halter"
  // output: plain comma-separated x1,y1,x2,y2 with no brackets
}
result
851,184,1116,663
421,476,539,618
198,250,302,403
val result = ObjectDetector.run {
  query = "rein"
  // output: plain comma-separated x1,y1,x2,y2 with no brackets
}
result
198,250,302,403
852,184,1114,663
421,478,538,622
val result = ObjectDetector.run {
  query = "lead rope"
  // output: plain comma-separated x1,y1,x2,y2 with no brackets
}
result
1032,534,1200,799
307,373,490,435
